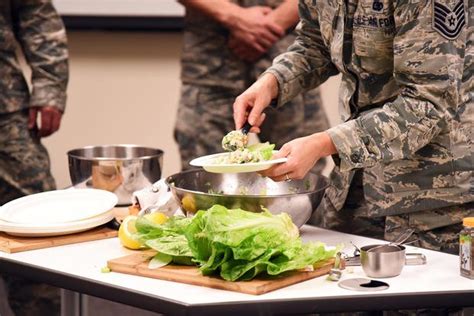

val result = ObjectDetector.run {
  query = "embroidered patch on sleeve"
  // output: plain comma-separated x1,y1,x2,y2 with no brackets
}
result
433,0,466,39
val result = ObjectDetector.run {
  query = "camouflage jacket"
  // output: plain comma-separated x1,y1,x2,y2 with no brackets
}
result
266,0,473,217
181,0,299,92
0,0,68,114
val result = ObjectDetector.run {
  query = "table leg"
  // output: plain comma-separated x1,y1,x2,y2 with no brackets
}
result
61,289,82,316
81,294,89,316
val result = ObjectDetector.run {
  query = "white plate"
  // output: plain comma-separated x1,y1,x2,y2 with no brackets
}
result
0,209,115,237
0,189,117,225
189,152,288,173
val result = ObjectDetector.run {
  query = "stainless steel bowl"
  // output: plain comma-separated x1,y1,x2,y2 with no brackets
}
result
360,244,406,278
165,169,328,228
68,145,164,206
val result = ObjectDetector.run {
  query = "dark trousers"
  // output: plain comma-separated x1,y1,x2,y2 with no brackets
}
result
0,110,60,316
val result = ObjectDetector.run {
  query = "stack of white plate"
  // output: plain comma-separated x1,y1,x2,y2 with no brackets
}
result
0,189,118,237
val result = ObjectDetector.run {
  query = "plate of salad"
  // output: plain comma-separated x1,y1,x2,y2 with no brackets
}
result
190,142,287,173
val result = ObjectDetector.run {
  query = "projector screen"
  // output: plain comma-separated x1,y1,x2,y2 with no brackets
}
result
52,0,184,17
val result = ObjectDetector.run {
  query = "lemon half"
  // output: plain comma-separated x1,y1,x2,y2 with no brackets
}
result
118,215,142,250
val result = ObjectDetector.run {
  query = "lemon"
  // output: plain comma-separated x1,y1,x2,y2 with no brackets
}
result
144,212,168,225
181,195,196,213
118,215,142,250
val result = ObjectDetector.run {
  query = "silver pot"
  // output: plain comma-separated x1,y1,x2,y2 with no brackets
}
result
68,145,164,206
165,169,328,228
360,244,406,278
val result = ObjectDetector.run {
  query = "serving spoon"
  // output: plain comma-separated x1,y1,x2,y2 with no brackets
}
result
222,121,252,152
223,101,279,152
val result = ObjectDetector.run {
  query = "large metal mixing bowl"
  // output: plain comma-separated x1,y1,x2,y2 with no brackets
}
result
166,169,328,228
68,145,163,206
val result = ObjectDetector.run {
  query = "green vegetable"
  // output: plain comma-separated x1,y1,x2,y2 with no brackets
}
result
247,142,275,160
135,215,194,263
148,252,172,269
184,205,336,281
101,266,111,273
135,215,192,242
146,235,193,257
133,205,337,282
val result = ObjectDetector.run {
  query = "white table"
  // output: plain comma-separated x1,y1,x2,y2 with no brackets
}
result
0,226,472,315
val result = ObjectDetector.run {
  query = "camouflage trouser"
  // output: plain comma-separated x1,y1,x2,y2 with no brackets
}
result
310,170,472,315
174,84,329,170
2,276,61,316
313,169,474,255
320,201,472,255
0,110,56,204
0,110,60,316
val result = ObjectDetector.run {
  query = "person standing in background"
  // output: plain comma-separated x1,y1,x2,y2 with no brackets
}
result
0,0,68,314
174,0,329,170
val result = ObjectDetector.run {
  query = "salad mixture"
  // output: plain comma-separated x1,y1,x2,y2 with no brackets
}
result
130,205,338,281
216,142,275,164
221,130,248,152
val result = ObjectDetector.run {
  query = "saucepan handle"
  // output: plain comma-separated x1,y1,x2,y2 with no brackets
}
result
405,253,427,265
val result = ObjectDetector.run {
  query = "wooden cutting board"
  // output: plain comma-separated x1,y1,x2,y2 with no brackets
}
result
107,250,336,295
0,226,117,253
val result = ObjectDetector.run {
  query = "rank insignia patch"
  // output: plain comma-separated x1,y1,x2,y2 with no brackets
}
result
433,0,466,40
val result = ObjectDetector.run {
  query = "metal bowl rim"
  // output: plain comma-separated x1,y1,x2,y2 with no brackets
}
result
360,244,406,252
165,169,329,198
67,144,164,161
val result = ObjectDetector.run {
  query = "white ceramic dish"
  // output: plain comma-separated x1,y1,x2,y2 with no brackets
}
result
189,152,287,173
0,209,115,237
0,189,117,225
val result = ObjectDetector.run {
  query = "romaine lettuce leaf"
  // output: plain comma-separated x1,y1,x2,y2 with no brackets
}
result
133,205,337,281
135,215,192,245
184,205,335,281
247,142,275,160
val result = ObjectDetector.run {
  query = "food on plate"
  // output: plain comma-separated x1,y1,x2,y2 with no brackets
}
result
222,130,248,152
215,142,275,164
132,205,338,281
118,215,143,250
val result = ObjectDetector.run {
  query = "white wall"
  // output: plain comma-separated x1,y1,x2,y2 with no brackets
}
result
53,0,184,16
43,31,341,189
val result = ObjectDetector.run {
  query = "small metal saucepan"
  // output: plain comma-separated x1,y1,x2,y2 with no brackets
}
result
360,244,406,278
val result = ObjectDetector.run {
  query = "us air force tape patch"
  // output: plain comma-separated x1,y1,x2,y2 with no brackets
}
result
433,0,466,39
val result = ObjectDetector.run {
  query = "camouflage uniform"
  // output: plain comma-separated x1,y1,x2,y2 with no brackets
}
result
174,0,329,169
0,0,68,315
265,0,473,254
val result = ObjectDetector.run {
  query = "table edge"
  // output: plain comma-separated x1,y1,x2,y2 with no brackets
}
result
1,256,473,315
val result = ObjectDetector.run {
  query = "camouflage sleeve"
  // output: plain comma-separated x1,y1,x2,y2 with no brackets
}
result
14,0,68,112
327,0,467,172
263,0,339,107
